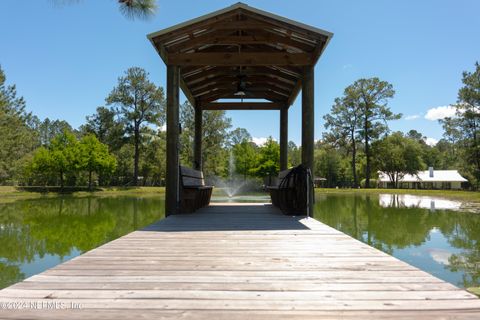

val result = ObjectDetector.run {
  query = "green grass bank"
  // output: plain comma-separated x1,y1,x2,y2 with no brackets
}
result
315,188,480,203
1,186,479,204
0,186,165,204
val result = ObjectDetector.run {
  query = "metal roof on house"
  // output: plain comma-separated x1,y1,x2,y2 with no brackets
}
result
378,170,468,183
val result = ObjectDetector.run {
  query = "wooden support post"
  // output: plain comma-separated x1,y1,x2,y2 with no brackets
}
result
165,65,180,216
302,66,314,217
279,107,288,171
194,106,202,170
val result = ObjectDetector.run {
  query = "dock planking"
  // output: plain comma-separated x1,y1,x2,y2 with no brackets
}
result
1,203,479,319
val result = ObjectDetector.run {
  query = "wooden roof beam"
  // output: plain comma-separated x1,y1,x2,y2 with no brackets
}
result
241,30,316,51
243,11,331,42
198,90,285,103
244,67,299,83
197,89,236,102
167,30,236,53
246,85,290,96
201,102,283,110
149,11,238,43
192,82,236,95
193,84,290,99
181,65,218,77
169,33,315,53
190,75,293,95
245,77,293,91
184,67,299,85
168,52,313,66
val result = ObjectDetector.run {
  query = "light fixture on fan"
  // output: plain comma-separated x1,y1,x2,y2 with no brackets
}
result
234,75,247,97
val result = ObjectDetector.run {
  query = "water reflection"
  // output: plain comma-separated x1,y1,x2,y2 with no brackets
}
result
314,193,480,288
2,193,479,291
211,195,271,203
0,196,164,289
379,194,464,211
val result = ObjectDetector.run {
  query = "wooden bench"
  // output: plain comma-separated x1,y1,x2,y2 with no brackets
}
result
180,166,213,213
267,165,312,215
267,168,294,208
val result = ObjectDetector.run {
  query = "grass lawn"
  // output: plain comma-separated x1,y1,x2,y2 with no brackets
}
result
468,287,480,297
1,185,479,204
315,188,480,203
0,186,165,204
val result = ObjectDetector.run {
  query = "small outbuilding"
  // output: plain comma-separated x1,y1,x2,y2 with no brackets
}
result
378,167,468,190
147,2,332,216
313,177,327,188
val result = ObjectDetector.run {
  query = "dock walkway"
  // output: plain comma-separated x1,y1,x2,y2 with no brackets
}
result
1,203,480,319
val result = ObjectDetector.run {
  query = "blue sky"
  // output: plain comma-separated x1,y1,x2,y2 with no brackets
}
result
1,0,479,145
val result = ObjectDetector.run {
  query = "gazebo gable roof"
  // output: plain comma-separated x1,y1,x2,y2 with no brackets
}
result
148,2,333,110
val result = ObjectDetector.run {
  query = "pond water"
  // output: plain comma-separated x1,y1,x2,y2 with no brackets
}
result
0,196,165,289
314,193,480,289
211,195,272,203
0,193,479,290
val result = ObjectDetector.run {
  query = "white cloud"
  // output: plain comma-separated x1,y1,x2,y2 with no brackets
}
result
424,137,438,146
428,248,452,265
159,124,167,132
342,64,353,70
252,137,274,146
425,105,457,121
404,114,421,120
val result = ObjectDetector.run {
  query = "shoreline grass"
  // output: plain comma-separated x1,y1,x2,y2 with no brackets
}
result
1,186,479,204
467,287,480,297
0,186,165,204
314,188,480,203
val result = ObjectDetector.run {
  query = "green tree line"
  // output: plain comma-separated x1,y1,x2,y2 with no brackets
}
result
320,62,479,189
1,62,478,189
0,66,284,188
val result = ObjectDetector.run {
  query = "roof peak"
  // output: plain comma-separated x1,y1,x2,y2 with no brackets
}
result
147,2,333,41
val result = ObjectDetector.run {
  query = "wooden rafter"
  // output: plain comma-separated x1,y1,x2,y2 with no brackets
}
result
192,82,236,95
150,11,238,43
169,33,315,54
168,52,313,66
182,67,300,87
201,102,283,110
192,82,290,98
201,92,286,104
189,75,294,95
189,76,238,93
148,3,332,110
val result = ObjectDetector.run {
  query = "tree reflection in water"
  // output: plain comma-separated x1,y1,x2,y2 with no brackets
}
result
2,193,478,289
314,193,480,288
0,196,164,289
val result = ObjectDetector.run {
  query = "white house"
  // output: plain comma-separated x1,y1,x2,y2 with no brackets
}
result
378,194,463,210
378,167,468,190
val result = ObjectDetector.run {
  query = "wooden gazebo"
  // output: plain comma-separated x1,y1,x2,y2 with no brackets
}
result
148,2,332,216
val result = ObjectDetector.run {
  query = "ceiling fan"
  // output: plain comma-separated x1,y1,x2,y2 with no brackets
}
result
234,74,247,97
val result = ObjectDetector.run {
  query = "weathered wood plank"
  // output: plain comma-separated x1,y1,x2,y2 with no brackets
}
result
41,270,435,278
22,275,451,283
3,309,480,320
1,289,475,300
1,297,480,310
10,281,459,292
0,203,478,319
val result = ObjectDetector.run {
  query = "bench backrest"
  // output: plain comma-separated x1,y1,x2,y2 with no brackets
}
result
274,168,294,187
180,166,205,187
278,168,292,180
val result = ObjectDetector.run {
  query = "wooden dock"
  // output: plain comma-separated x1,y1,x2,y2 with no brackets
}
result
1,203,480,319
